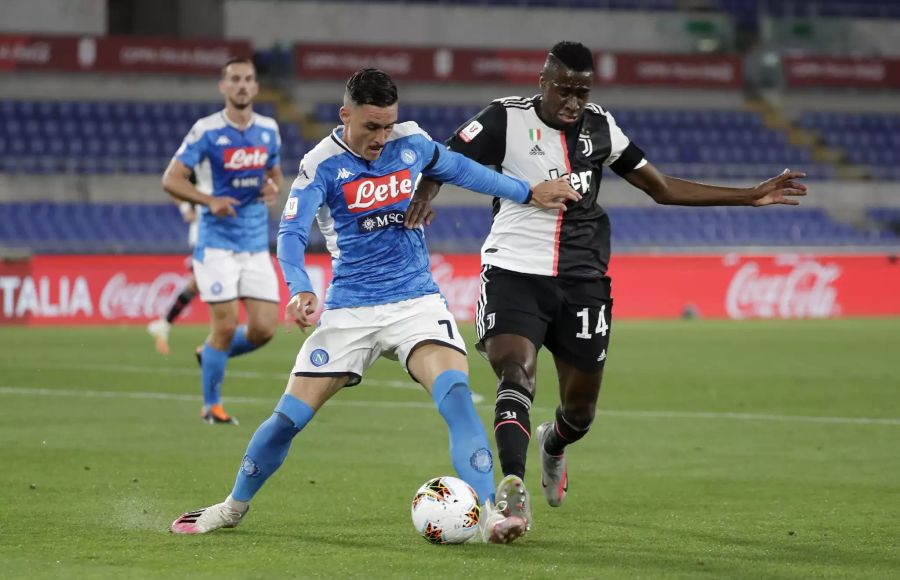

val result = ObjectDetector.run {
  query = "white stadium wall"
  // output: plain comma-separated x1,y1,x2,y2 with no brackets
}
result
223,0,730,52
0,0,105,35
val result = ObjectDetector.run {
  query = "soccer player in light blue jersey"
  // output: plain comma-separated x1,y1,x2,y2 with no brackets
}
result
162,58,284,425
170,68,580,543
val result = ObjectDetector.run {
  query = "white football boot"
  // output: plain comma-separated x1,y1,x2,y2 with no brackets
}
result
536,422,568,507
170,501,247,534
495,474,532,531
477,499,527,544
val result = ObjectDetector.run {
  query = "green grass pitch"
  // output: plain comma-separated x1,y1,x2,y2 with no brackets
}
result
1,319,898,579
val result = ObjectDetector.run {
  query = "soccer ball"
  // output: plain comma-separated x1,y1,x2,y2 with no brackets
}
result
410,476,480,544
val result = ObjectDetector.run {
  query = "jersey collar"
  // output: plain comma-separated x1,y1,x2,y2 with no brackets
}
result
220,109,255,131
331,126,364,159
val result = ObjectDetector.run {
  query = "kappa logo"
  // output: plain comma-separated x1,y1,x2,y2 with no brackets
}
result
215,135,231,146
336,167,354,180
529,144,545,156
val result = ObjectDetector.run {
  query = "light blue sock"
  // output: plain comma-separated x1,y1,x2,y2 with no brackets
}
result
431,369,495,504
200,343,229,406
227,325,258,358
231,393,315,502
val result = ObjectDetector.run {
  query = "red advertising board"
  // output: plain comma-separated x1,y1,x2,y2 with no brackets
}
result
0,34,250,75
597,52,742,88
1,253,897,326
294,44,438,81
784,55,900,89
294,44,742,88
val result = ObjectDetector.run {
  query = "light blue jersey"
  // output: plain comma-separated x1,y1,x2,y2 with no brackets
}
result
174,110,281,257
278,122,532,310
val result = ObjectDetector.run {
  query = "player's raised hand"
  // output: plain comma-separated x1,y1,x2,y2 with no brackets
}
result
259,178,279,206
209,196,239,217
530,177,582,211
285,291,318,331
751,169,808,207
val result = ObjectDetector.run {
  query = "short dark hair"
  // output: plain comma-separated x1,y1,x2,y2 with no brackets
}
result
548,41,594,72
221,57,255,78
344,68,398,108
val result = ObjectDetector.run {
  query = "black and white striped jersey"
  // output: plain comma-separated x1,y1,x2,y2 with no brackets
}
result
446,95,646,279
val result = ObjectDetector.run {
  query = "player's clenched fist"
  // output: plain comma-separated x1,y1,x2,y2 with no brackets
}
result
529,177,582,211
286,291,318,330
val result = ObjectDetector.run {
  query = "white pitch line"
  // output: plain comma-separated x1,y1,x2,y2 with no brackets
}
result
0,386,897,426
10,361,420,389
14,362,486,403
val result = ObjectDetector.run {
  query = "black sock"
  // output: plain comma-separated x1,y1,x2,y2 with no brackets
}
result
493,381,534,479
165,289,197,323
543,406,591,456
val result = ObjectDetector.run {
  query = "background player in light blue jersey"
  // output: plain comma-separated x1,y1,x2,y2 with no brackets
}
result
170,68,580,543
162,58,285,426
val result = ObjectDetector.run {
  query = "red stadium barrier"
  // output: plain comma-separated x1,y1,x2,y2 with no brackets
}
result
294,44,742,88
1,254,897,326
0,34,251,74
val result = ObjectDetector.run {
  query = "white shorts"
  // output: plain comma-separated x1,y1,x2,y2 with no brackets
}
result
193,248,280,303
292,293,466,386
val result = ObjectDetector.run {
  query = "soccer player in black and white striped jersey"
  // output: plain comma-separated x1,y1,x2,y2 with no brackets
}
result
406,41,808,534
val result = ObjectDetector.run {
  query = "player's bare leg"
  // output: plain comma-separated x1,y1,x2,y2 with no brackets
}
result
408,342,526,543
171,375,346,534
484,334,537,530
241,298,279,352
537,355,603,507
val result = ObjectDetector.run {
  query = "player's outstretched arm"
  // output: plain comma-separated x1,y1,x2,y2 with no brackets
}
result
424,144,581,208
625,163,807,207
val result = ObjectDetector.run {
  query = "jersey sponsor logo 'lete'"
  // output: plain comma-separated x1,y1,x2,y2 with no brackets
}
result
342,169,413,213
223,146,269,170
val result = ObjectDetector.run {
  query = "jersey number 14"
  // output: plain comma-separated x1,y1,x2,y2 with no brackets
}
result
575,305,608,339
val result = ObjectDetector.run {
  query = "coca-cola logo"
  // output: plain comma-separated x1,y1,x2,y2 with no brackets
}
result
431,256,481,320
223,146,268,170
725,257,842,319
342,170,412,213
100,273,193,319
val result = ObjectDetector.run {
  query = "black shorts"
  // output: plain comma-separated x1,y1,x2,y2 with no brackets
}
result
475,265,612,373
